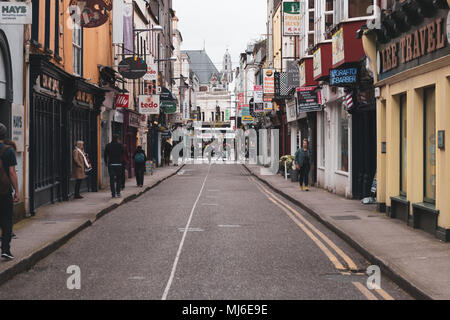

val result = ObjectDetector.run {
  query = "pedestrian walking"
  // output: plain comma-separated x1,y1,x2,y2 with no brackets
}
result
72,141,90,199
104,134,124,198
134,146,147,187
0,122,19,260
295,138,313,191
163,139,172,166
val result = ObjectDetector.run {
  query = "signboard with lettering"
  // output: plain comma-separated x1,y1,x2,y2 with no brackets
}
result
263,69,275,100
286,60,300,87
330,66,359,87
161,101,177,114
254,85,263,103
296,87,322,113
11,104,24,152
114,94,129,109
378,9,450,81
283,2,301,36
264,102,273,112
143,63,158,81
0,2,32,24
138,95,160,115
118,57,147,79
129,112,140,128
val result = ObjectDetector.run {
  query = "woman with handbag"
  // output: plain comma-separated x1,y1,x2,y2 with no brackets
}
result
294,139,313,191
72,141,91,199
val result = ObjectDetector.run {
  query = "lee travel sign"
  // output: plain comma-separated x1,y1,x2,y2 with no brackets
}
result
0,2,32,24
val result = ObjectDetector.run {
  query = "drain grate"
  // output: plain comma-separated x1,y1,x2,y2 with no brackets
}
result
331,215,361,220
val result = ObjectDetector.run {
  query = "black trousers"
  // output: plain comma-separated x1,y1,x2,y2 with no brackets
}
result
0,193,13,252
75,179,83,196
108,165,123,196
299,163,310,186
135,165,145,186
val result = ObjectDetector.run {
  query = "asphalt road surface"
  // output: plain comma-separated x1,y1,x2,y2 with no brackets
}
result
0,164,411,300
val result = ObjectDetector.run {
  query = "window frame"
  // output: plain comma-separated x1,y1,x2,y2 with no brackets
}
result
72,22,82,77
423,86,436,205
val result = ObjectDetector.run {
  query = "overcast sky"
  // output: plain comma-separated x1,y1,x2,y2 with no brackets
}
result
172,0,267,71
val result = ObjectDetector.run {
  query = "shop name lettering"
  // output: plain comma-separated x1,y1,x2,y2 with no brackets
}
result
381,18,446,73
2,6,27,14
140,101,158,109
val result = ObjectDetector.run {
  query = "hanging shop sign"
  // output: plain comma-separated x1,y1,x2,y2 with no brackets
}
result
264,101,273,112
11,104,24,152
118,57,147,79
286,100,297,123
378,9,450,81
263,69,275,101
313,48,322,79
161,101,177,114
286,60,300,87
114,109,124,123
275,72,293,99
0,2,32,24
143,63,158,81
254,85,263,103
114,94,129,108
254,103,264,113
68,0,112,28
242,115,254,123
283,1,301,36
138,95,160,115
329,66,359,87
296,86,322,113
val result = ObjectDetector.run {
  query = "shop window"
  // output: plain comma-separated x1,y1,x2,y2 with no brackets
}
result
348,0,374,18
399,94,407,196
72,23,82,76
338,104,349,172
424,87,436,203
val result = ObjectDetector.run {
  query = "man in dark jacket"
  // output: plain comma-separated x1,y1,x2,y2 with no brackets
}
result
0,123,19,260
104,134,124,198
294,138,313,191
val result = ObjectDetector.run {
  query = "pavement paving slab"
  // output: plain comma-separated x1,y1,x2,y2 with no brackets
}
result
244,163,450,300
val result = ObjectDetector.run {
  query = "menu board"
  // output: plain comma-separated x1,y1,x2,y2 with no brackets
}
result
296,86,322,113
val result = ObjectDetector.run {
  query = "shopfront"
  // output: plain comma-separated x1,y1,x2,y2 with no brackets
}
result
29,55,104,214
372,6,450,240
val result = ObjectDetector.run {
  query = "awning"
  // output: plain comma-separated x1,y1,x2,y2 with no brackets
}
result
160,86,178,103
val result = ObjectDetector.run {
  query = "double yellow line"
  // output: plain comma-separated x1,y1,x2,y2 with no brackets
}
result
245,171,394,300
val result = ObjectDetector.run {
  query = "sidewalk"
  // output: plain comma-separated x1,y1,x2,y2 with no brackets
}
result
0,165,183,286
245,164,450,300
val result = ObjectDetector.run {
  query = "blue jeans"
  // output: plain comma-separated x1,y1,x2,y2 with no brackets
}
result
108,165,123,196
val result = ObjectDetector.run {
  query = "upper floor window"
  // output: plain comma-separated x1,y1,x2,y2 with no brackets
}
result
73,23,82,76
334,0,377,24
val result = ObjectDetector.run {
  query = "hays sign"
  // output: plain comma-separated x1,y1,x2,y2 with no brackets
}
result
138,95,160,115
0,3,32,24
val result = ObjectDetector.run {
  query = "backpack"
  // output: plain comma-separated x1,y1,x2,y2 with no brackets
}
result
135,152,145,164
0,146,11,195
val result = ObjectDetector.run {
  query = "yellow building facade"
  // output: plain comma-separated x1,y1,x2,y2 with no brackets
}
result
364,7,450,240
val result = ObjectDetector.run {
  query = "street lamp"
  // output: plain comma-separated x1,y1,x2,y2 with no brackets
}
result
133,25,164,36
155,56,177,62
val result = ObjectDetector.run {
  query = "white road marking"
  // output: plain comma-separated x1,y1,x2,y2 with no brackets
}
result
218,225,241,228
178,227,204,232
162,165,211,300
202,203,218,206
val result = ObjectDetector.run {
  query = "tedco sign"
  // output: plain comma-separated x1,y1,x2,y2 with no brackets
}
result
139,95,160,115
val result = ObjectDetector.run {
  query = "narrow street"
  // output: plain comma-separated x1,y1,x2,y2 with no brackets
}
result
0,164,410,300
